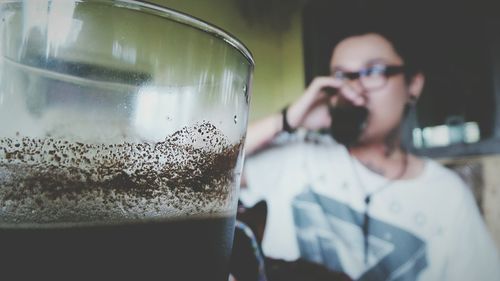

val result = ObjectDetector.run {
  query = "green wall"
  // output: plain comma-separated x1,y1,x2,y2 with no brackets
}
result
151,0,306,120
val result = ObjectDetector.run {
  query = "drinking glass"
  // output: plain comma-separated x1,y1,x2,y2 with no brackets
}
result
0,1,254,280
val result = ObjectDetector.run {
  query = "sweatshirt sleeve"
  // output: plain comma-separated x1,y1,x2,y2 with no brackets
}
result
443,184,500,281
242,138,307,205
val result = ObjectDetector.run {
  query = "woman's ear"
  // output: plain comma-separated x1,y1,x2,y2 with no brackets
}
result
408,72,425,103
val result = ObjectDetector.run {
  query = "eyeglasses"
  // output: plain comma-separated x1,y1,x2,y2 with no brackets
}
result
331,64,407,91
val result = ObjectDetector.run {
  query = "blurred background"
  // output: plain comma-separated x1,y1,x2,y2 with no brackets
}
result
150,0,500,250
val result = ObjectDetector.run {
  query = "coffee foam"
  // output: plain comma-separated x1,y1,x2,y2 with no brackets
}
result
0,121,242,225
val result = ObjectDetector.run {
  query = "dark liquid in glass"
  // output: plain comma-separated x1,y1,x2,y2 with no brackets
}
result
0,216,235,281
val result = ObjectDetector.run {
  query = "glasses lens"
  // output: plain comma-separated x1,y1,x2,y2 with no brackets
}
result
332,70,346,82
361,67,386,89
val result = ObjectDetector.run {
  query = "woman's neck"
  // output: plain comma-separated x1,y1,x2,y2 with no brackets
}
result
348,142,408,179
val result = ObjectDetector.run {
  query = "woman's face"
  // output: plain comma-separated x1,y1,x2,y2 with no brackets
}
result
330,33,421,145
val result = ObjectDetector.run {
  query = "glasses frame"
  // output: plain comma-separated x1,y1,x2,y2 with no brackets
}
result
332,64,407,91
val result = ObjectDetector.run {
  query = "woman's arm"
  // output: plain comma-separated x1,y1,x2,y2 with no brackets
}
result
244,76,347,156
244,113,282,156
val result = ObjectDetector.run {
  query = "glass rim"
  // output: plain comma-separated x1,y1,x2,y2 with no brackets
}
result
1,0,256,67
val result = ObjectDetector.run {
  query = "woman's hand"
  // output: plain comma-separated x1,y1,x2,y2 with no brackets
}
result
287,76,366,131
286,76,341,131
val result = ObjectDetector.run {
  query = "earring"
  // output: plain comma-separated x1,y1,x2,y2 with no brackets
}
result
408,95,417,105
404,95,417,117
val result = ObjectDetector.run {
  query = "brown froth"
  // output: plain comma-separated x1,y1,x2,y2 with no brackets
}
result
0,121,242,224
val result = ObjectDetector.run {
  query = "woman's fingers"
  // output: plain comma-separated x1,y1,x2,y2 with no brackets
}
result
286,77,341,130
305,76,342,99
337,84,366,106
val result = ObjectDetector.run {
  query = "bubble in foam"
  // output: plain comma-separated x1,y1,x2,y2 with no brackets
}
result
0,121,243,224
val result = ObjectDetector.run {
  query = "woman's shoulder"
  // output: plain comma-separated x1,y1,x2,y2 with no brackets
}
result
416,157,473,200
250,130,344,157
422,158,466,183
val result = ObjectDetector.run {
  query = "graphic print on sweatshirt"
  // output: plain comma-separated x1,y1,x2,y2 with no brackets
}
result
292,189,427,281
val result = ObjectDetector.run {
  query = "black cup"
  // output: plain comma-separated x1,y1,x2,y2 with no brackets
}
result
329,105,369,147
